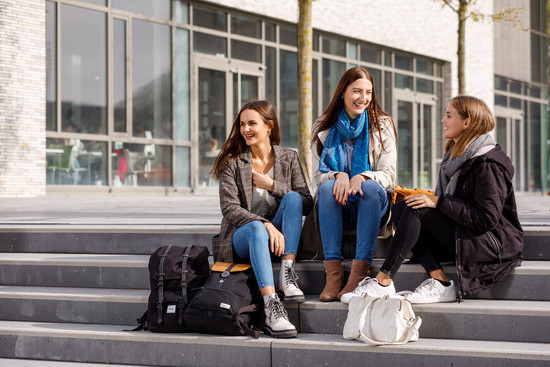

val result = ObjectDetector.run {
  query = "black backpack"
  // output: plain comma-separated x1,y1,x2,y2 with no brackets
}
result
183,262,264,338
130,245,210,332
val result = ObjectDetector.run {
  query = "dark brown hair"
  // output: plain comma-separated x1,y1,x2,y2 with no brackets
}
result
445,96,495,159
311,66,396,156
210,100,281,179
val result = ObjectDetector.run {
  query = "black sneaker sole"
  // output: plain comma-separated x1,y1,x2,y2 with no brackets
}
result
264,326,298,339
277,291,305,303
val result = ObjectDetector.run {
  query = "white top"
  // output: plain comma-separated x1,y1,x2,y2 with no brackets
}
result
250,167,276,217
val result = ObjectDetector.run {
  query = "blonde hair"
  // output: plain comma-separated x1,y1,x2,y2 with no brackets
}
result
445,96,495,159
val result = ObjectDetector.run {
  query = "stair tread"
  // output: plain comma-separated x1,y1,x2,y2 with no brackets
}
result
0,358,146,367
1,320,549,358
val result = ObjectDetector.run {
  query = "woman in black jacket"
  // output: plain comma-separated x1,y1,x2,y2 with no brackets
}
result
340,95,524,304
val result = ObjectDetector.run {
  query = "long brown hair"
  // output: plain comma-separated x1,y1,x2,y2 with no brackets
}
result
311,66,396,156
210,100,281,179
445,96,495,159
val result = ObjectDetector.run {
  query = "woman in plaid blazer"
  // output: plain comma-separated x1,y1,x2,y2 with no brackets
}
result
211,100,312,338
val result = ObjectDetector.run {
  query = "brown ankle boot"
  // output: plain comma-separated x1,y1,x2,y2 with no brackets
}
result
337,260,370,300
320,260,344,302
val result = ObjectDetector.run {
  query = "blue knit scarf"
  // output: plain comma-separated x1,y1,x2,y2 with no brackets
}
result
319,108,371,204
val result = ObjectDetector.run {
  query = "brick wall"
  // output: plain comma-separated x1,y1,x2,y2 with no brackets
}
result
0,0,46,197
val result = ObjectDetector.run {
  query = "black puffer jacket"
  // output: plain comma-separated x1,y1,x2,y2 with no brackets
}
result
436,145,523,297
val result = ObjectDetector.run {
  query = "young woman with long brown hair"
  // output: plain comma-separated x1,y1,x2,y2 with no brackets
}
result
211,100,312,338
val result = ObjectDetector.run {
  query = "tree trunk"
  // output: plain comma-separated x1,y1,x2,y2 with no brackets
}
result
297,0,313,187
457,0,467,95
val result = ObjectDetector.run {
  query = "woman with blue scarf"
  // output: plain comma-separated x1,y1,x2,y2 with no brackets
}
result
311,67,397,302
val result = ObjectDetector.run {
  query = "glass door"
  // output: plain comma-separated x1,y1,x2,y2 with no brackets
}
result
495,107,525,191
393,91,437,189
193,57,264,191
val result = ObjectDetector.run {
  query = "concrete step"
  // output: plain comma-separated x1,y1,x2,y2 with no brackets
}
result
1,286,549,344
1,254,549,300
0,321,549,367
0,358,146,366
0,224,548,260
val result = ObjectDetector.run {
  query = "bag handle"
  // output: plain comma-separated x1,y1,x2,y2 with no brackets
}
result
235,303,262,339
178,245,194,325
156,245,173,325
357,297,421,346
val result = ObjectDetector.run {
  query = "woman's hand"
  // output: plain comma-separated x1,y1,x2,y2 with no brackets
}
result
405,194,439,209
264,222,285,256
253,172,274,191
333,172,350,205
348,174,366,197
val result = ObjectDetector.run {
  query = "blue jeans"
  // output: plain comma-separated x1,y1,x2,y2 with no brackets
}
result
232,192,303,289
317,179,389,263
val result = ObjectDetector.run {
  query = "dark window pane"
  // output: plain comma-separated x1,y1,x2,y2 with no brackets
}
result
280,50,298,147
395,53,413,71
265,47,276,103
265,22,276,41
322,59,346,108
112,0,170,20
46,1,56,131
313,32,319,51
510,97,522,110
395,73,413,90
495,76,508,91
416,58,433,75
360,45,381,64
280,25,297,46
495,94,507,107
231,40,261,62
384,71,392,113
231,15,260,38
193,32,227,57
530,86,541,98
322,36,345,56
175,28,190,141
193,6,226,31
61,5,106,135
529,102,541,190
132,20,171,139
416,78,433,94
369,68,382,106
510,81,522,94
531,33,542,82
113,18,126,133
312,59,318,121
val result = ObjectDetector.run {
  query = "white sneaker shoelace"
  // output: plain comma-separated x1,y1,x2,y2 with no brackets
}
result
412,278,443,298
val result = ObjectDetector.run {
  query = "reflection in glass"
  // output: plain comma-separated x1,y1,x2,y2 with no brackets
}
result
113,18,126,133
231,15,261,38
495,94,507,107
46,1,56,131
322,59,346,108
416,58,433,75
61,5,106,135
231,40,261,62
416,78,433,94
193,7,226,31
529,102,541,190
513,118,521,190
194,32,227,57
175,1,189,24
176,28,190,141
233,74,259,118
360,45,381,64
419,104,432,189
112,0,170,20
395,73,413,91
198,68,225,187
348,42,357,59
280,25,297,46
265,22,276,42
132,19,171,139
496,117,507,153
175,146,190,187
312,59,318,122
112,142,172,186
397,101,413,187
46,137,106,186
280,50,298,148
369,69,381,106
384,71,392,114
395,53,413,71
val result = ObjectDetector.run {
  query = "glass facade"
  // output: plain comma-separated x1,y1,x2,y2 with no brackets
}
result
45,0,451,191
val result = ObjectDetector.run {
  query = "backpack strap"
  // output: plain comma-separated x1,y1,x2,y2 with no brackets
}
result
157,245,173,325
178,245,194,325
123,311,148,332
236,303,262,339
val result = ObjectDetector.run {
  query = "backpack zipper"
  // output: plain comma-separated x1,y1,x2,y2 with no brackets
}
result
487,231,502,265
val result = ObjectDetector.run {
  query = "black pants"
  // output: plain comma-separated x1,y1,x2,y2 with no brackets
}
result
380,200,456,278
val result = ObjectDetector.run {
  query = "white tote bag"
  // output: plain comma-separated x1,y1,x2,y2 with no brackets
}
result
343,295,422,345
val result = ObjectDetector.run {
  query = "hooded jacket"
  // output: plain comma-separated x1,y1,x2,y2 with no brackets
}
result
436,144,524,297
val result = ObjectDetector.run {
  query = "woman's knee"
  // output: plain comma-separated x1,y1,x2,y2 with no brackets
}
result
318,180,335,200
361,180,384,197
281,191,302,210
247,221,269,241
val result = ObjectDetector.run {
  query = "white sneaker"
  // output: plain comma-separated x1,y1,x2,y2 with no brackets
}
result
340,277,396,304
403,278,457,304
278,260,305,303
263,294,297,338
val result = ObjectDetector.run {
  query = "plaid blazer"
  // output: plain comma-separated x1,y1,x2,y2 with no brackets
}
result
214,145,313,262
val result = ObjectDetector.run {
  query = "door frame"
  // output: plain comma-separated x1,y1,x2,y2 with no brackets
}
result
191,55,265,193
494,106,525,191
393,90,438,189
